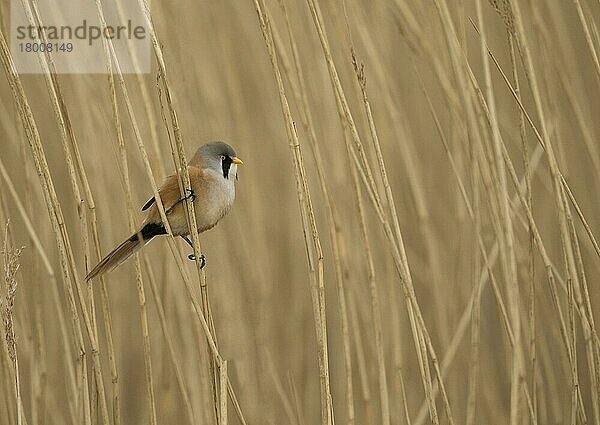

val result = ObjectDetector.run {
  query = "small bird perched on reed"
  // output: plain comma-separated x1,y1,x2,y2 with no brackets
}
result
85,141,243,281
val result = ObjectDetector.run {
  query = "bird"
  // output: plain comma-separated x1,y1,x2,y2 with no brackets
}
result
85,141,243,281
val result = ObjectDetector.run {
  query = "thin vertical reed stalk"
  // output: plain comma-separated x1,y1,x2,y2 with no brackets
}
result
2,223,24,425
506,17,538,422
346,133,389,425
348,291,372,415
142,254,196,424
273,3,355,422
252,2,333,424
474,3,521,422
305,1,457,423
475,28,600,418
109,68,158,425
351,54,391,425
572,0,600,84
16,1,112,422
412,74,541,425
0,25,110,425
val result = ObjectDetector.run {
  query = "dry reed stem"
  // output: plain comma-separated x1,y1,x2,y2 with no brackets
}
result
306,1,459,423
18,11,108,421
348,291,372,404
1,155,59,424
308,1,438,421
219,360,228,425
465,159,481,425
112,0,166,182
506,19,538,423
142,254,196,424
0,291,16,425
555,69,600,174
478,47,600,417
413,72,544,425
482,33,600,261
398,368,411,425
304,0,383,215
253,1,333,424
32,298,47,425
472,23,600,415
0,159,53,276
273,3,355,422
16,1,112,422
566,206,600,424
505,15,594,403
351,52,391,425
0,24,111,425
456,13,598,420
391,0,460,111
108,67,158,425
94,17,136,425
2,223,24,425
351,13,448,353
467,55,580,421
474,3,522,422
572,0,600,84
346,135,389,425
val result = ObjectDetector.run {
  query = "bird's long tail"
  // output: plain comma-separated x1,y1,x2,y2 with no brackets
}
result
85,223,166,281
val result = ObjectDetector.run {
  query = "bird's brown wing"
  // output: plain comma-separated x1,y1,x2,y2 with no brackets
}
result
142,166,206,227
141,173,183,212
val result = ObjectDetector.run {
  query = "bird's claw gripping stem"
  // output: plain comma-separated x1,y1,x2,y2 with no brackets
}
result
187,253,206,268
181,236,205,268
184,188,196,203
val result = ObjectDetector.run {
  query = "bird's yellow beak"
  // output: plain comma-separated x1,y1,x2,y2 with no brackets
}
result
232,157,244,165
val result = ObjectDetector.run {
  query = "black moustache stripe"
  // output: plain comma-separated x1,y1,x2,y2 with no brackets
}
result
222,156,233,179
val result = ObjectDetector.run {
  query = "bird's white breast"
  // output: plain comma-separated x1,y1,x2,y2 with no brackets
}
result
195,167,236,232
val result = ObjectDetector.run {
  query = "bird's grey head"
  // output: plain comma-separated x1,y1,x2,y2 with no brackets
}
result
191,141,243,180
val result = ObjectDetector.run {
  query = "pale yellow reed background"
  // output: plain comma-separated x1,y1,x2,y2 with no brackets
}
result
1,0,599,424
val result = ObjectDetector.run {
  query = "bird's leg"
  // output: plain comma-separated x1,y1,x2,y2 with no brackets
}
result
166,188,196,214
180,235,206,268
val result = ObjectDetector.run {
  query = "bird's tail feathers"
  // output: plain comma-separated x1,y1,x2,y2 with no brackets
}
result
85,223,165,281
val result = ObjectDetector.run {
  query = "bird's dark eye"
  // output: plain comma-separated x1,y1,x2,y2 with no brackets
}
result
220,154,226,161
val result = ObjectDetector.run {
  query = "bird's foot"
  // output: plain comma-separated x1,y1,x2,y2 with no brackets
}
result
184,188,196,203
181,235,205,268
187,253,206,268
